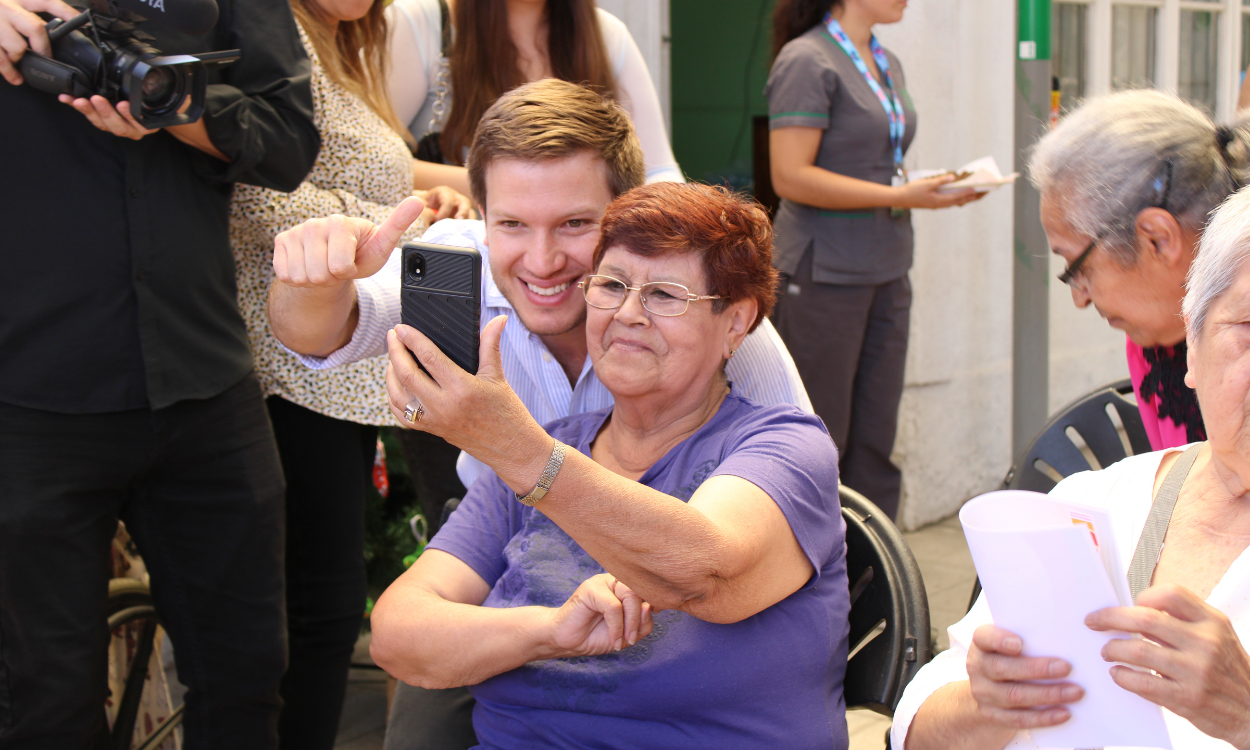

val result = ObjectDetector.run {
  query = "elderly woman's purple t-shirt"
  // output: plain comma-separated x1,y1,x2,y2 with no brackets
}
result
427,390,850,750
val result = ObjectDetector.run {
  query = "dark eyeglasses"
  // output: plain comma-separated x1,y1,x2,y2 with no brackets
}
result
1057,159,1173,287
1057,234,1102,287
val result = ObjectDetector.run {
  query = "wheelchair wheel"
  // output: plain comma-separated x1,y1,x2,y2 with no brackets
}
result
106,578,184,750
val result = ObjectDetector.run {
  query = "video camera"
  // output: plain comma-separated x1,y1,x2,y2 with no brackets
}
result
19,0,240,129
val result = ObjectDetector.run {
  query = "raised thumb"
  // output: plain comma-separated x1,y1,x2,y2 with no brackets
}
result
361,195,426,264
477,315,508,381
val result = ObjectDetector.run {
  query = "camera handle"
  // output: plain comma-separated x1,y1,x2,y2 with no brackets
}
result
46,11,93,43
192,50,241,69
18,13,96,98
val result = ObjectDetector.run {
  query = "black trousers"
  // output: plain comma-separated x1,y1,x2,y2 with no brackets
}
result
266,397,376,750
390,428,465,535
772,249,912,519
383,682,476,750
381,431,471,750
0,374,286,750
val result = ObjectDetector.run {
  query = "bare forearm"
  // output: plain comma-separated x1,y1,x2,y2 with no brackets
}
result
772,163,898,210
370,586,561,688
905,682,1016,750
486,438,737,619
412,159,471,197
267,280,359,357
550,453,731,613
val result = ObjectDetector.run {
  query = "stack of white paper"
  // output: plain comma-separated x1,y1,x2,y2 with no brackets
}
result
959,490,1171,750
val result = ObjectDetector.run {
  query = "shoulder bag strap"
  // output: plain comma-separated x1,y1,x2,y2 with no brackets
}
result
1126,443,1203,601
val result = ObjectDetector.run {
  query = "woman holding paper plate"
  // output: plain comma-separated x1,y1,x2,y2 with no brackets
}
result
766,0,983,519
892,187,1250,749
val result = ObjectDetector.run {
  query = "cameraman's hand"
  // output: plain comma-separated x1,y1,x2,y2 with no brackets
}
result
58,95,156,140
0,0,78,85
274,196,427,289
892,174,985,210
61,94,229,156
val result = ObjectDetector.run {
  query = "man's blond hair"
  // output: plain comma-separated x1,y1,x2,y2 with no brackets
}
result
466,79,646,207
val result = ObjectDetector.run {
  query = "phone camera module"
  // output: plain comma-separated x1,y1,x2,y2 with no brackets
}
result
407,253,426,281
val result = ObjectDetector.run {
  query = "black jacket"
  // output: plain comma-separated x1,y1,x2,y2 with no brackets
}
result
0,0,320,412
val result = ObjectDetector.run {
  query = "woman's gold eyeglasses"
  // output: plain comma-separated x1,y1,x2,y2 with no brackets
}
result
578,274,723,317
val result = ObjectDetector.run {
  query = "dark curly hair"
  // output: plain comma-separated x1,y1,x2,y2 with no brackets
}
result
593,183,778,333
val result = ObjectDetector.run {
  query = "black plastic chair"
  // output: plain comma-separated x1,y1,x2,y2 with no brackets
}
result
968,378,1151,609
1002,378,1150,493
841,486,932,716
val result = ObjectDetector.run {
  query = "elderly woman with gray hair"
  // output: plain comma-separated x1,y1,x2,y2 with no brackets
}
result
1029,89,1250,450
890,186,1250,749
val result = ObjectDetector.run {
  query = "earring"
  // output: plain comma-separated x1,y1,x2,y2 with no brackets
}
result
728,348,736,359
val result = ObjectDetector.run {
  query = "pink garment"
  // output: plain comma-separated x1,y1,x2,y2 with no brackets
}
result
1125,336,1192,450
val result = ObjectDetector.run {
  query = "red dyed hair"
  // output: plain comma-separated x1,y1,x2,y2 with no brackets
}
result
593,182,778,332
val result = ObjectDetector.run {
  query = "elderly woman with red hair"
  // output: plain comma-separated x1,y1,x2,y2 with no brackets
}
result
368,182,851,749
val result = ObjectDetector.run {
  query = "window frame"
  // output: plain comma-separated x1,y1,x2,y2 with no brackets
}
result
1058,0,1242,120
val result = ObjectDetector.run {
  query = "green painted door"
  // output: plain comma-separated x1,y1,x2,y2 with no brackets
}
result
670,0,775,189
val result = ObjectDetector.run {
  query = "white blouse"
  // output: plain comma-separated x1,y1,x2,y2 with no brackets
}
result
891,445,1247,750
385,0,683,183
230,24,426,426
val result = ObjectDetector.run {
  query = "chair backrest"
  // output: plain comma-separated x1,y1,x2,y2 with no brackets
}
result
841,486,931,716
969,379,1153,612
1003,378,1150,493
440,496,462,528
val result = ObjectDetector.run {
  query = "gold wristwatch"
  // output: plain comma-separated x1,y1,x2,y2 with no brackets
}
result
515,440,567,506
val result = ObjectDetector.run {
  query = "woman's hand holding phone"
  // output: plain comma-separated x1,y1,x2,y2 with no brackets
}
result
385,317,552,497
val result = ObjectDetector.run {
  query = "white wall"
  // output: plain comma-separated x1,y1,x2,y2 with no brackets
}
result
595,0,671,130
1048,254,1130,412
877,2,1127,530
875,2,1016,531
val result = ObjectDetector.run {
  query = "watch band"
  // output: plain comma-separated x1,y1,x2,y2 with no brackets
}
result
515,440,567,507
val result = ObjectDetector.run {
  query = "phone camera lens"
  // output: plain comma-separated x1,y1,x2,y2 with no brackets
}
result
407,253,425,281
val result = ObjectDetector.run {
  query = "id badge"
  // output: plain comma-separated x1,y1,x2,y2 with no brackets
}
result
891,169,908,218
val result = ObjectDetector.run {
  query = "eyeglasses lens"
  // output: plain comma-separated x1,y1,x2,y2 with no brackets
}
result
584,277,627,309
641,283,689,316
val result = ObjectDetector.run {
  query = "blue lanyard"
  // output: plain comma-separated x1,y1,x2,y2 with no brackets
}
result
823,14,905,174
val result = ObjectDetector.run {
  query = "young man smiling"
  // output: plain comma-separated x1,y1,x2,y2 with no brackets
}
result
269,78,812,749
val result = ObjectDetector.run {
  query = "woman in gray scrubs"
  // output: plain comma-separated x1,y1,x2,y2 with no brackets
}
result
766,0,981,518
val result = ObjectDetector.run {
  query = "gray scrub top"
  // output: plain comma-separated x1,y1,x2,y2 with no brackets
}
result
766,25,917,286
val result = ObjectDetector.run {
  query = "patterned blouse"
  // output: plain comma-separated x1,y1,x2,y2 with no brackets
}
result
231,23,425,426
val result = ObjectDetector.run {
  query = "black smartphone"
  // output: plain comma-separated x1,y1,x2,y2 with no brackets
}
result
400,242,482,374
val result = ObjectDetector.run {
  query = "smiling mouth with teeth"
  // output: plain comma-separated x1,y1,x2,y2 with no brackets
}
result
526,281,570,297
